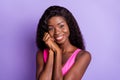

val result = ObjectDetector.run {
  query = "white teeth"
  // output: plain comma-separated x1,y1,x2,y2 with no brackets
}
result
56,36,63,40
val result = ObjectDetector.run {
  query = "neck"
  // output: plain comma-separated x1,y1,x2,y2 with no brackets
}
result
59,40,77,54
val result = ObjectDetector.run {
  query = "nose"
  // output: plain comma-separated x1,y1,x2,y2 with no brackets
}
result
54,27,60,35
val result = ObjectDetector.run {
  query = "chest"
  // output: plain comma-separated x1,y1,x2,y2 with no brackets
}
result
62,53,72,66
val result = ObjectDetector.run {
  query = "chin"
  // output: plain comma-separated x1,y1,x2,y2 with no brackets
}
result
56,39,65,45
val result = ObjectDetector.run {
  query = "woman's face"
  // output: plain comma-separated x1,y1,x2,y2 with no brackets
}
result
47,16,70,44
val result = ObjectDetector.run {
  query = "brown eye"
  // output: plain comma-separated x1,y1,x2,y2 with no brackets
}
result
48,27,54,31
60,25,64,28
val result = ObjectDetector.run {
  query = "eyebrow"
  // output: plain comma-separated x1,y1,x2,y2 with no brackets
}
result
48,21,64,26
57,21,64,25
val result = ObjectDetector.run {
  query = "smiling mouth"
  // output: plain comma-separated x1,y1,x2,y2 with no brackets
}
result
55,35,64,41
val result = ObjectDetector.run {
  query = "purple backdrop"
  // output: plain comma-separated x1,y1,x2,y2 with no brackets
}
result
0,0,120,80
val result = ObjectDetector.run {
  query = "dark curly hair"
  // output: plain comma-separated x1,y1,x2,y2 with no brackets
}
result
36,5,85,50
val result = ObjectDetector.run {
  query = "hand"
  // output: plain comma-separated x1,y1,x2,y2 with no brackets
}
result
43,32,60,53
49,49,54,55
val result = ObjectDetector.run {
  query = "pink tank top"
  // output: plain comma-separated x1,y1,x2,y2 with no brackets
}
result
43,49,81,75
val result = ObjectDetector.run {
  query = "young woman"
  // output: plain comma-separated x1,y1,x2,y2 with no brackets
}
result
36,5,91,80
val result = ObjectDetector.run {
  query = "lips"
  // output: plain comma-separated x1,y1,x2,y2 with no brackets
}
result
55,35,64,41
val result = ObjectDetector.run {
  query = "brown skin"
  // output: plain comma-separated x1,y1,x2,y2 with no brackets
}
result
36,16,91,80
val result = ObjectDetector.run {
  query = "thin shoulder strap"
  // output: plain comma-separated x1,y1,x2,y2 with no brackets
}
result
62,49,81,75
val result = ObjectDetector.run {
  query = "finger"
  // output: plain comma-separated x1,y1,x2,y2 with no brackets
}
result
43,32,48,40
43,33,54,42
49,49,54,55
50,36,55,42
50,45,55,52
43,33,49,41
44,34,51,42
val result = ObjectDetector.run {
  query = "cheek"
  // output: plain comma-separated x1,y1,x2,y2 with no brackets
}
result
63,27,70,35
48,31,55,40
48,31,54,37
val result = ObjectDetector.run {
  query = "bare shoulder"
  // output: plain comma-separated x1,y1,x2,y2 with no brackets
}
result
36,50,45,79
36,50,44,65
64,50,91,79
75,50,91,63
36,50,43,58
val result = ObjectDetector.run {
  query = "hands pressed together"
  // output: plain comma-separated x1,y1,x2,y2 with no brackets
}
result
37,32,91,80
43,32,61,53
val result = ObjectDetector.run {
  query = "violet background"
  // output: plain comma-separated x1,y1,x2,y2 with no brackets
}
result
0,0,120,80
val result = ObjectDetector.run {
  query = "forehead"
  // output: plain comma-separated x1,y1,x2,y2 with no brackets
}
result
48,16,66,25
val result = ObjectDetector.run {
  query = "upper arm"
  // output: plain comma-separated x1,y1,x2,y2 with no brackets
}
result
36,50,44,80
64,50,91,80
